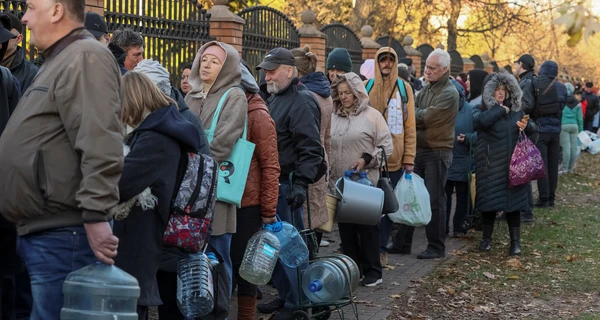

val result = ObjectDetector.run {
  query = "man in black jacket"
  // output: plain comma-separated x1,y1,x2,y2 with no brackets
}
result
255,48,324,320
583,82,599,132
0,13,38,93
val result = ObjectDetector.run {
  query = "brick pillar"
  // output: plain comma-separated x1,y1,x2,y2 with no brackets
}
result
208,0,245,55
360,25,381,60
403,36,423,77
85,0,104,15
298,10,327,72
463,58,475,73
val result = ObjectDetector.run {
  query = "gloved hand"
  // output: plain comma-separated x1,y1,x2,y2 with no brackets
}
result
286,183,307,210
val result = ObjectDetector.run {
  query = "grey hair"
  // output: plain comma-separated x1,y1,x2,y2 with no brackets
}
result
428,49,451,69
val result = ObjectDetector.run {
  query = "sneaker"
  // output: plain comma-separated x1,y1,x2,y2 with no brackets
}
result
257,297,284,314
361,277,383,287
416,249,445,259
558,169,567,175
319,239,330,247
380,252,388,266
534,200,550,208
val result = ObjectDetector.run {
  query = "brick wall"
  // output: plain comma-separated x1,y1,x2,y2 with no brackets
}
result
300,36,326,72
85,0,103,15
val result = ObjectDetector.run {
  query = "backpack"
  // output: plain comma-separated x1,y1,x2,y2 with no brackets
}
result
366,78,409,121
162,149,218,253
532,76,560,119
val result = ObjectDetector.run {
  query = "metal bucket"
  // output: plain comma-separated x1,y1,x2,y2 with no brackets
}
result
335,178,384,226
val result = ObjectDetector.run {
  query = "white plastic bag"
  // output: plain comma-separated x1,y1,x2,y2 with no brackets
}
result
387,173,432,227
589,139,600,155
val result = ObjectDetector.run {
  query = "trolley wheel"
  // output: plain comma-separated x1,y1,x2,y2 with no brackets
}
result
293,310,310,320
312,306,332,320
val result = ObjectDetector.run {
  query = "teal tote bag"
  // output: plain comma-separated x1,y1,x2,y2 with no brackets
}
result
206,88,256,207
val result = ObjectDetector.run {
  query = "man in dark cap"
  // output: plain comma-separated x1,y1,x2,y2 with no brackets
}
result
583,82,599,132
255,47,324,320
84,12,109,45
0,12,38,93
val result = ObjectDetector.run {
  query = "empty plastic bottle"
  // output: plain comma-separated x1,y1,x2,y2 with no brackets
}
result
356,171,373,186
301,254,360,304
239,228,281,285
266,221,309,268
61,263,140,320
177,253,214,318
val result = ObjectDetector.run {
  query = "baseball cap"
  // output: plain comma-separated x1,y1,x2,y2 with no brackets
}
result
0,12,22,34
84,12,108,38
256,48,296,71
0,16,16,43
514,54,535,68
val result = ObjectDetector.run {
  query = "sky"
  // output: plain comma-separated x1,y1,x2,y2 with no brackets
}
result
592,0,600,15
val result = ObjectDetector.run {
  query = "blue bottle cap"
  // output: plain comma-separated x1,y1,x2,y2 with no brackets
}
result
264,221,283,232
344,170,353,177
405,173,412,180
308,280,323,292
206,252,217,261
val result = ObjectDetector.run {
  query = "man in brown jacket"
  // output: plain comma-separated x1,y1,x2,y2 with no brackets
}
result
363,47,417,266
0,0,123,318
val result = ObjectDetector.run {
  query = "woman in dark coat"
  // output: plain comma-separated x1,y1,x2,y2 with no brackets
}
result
113,71,201,319
473,72,535,256
466,69,489,105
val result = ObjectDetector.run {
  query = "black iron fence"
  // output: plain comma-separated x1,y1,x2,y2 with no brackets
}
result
376,35,405,59
416,44,434,76
320,23,362,73
104,0,212,83
1,0,34,61
238,6,300,75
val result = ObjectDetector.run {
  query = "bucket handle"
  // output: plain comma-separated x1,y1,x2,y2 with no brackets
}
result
329,178,346,202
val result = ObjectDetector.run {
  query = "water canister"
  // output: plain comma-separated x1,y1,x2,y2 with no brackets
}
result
239,229,281,285
61,263,140,320
266,221,309,268
356,171,373,186
335,176,384,226
177,253,214,318
301,254,360,304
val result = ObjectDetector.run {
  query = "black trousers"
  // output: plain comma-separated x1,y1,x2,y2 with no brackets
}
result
338,223,382,279
445,180,469,234
536,132,560,202
395,150,452,255
481,211,521,228
584,118,595,132
231,206,262,297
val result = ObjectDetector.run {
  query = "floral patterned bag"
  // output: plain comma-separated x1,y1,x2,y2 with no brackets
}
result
509,132,546,188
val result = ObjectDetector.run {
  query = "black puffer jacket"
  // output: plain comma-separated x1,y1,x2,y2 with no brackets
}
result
473,73,536,213
267,78,324,185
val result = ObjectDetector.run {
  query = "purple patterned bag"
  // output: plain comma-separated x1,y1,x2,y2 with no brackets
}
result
509,132,546,188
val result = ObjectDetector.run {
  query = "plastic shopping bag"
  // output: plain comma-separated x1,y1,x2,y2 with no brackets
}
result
387,173,431,227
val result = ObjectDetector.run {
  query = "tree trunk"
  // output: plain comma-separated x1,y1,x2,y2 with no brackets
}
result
417,0,431,44
446,0,461,51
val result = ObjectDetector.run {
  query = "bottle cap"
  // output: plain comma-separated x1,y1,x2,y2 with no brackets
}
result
405,173,412,179
344,170,352,176
206,252,217,261
264,221,283,232
308,280,323,292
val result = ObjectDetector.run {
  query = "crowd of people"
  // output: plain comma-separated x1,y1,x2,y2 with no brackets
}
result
0,1,598,320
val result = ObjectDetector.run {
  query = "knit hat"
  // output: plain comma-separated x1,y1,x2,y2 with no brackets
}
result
565,82,575,95
202,45,226,64
134,59,171,95
326,48,352,72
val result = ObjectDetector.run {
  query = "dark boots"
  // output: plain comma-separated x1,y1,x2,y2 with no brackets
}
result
238,295,257,320
479,223,494,251
509,227,521,256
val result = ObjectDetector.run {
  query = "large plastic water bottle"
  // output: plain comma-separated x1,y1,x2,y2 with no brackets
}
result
177,253,214,318
239,229,281,285
301,254,360,304
356,171,373,186
61,263,140,320
266,221,309,268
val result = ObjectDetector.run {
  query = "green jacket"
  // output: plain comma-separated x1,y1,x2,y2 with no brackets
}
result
415,71,459,151
562,95,584,132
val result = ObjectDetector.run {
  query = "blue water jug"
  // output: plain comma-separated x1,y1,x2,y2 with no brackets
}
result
301,254,360,303
177,252,214,318
61,263,140,319
266,221,309,268
356,171,373,186
239,229,281,285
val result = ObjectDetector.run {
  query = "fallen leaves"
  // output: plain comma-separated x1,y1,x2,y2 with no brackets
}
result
391,294,402,299
566,254,579,262
483,272,496,279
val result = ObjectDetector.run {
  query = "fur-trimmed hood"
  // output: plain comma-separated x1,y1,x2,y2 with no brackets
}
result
482,72,523,112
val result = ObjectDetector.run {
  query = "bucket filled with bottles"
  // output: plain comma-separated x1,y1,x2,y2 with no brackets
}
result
301,254,360,303
335,171,384,226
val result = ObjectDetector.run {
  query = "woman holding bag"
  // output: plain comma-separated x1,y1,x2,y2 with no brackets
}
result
330,72,393,287
473,72,536,256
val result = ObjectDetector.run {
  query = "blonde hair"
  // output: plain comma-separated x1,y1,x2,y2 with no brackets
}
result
121,71,175,126
291,45,318,76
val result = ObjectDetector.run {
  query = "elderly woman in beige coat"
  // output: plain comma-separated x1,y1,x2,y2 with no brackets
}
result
330,72,393,287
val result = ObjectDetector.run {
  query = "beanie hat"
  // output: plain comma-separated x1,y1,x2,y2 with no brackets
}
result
326,48,352,72
134,59,171,95
202,45,227,64
565,82,575,95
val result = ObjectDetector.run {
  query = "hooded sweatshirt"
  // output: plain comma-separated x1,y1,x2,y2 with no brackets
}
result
300,71,334,229
563,94,584,132
415,66,459,151
467,69,488,105
114,104,200,306
365,47,416,171
330,72,393,185
537,61,566,134
185,41,248,235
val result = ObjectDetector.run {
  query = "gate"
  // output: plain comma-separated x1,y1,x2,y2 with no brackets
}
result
320,23,362,73
239,6,300,73
376,36,405,58
416,44,434,75
448,50,463,77
104,0,211,83
470,55,484,69
1,0,34,61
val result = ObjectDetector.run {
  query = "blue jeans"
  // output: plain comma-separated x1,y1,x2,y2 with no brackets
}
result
208,233,233,295
379,170,405,253
273,182,306,309
17,226,96,320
